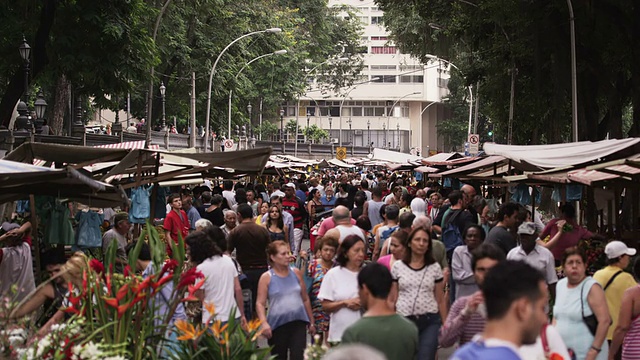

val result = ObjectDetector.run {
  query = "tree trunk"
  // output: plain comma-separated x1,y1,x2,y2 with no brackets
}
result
50,74,70,135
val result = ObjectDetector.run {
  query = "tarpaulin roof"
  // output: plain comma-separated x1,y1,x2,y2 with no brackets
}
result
421,152,463,164
433,156,507,178
0,159,126,207
5,142,131,165
371,148,423,164
483,138,640,169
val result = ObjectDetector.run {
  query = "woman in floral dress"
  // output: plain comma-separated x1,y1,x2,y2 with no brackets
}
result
307,236,338,341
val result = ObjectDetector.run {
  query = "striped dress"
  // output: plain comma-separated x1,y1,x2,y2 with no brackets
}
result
623,313,640,360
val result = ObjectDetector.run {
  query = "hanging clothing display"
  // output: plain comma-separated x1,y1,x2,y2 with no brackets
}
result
510,183,532,205
75,210,104,248
154,186,170,220
129,185,153,224
552,184,583,202
37,197,75,246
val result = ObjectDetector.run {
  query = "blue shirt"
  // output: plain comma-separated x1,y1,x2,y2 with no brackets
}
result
266,269,309,330
296,190,307,203
320,196,336,207
143,263,186,325
185,206,201,230
452,339,522,360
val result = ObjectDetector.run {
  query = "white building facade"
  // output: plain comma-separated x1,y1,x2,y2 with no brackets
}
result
287,0,451,155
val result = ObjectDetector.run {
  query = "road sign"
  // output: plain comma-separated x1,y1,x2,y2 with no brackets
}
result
224,139,234,149
468,134,480,154
336,146,347,160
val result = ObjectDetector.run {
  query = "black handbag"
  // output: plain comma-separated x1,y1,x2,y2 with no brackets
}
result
580,280,598,336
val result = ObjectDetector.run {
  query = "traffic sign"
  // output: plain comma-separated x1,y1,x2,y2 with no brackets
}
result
336,146,347,160
224,139,234,149
468,134,479,154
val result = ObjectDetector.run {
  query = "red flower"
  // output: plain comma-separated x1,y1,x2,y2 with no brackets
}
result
123,265,133,277
182,278,205,302
89,259,105,274
161,259,179,275
178,268,204,289
151,274,174,294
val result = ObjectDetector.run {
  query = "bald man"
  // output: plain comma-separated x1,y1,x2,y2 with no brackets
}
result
324,205,366,243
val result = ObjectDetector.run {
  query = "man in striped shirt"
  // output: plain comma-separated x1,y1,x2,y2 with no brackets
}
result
439,243,505,347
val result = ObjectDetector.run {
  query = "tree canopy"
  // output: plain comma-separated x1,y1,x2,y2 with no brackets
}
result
0,0,363,134
376,0,640,144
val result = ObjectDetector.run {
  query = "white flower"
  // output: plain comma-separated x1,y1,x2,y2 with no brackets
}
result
72,344,83,356
103,356,127,360
80,342,100,358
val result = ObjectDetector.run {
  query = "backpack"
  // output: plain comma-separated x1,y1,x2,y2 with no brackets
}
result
441,210,464,252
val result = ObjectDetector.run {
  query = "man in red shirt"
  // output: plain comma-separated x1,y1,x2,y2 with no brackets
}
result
163,194,189,251
282,183,307,255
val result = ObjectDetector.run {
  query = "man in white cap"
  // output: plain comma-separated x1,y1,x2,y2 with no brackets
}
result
593,240,638,345
507,222,558,300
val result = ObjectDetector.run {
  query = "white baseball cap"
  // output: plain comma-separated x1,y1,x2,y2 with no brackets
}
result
517,222,537,236
284,183,296,189
604,241,637,259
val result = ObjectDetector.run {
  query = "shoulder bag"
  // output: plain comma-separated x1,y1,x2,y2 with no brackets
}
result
580,280,598,336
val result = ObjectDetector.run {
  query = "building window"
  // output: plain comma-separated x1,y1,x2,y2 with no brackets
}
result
371,16,384,25
370,46,396,55
372,75,396,83
370,36,388,41
400,75,424,83
400,64,424,71
351,107,363,116
437,78,449,88
358,16,368,25
371,6,379,11
370,64,396,70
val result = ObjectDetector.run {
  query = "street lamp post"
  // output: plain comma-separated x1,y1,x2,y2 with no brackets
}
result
34,91,47,133
386,91,421,150
396,123,400,151
204,28,282,151
306,111,310,143
19,37,30,101
426,55,474,136
228,50,287,139
16,37,32,132
280,108,285,153
382,123,387,149
329,117,333,156
567,0,578,142
338,77,381,148
367,119,371,149
247,103,252,128
159,82,166,130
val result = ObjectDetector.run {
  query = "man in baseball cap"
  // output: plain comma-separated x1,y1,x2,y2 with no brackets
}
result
594,240,638,342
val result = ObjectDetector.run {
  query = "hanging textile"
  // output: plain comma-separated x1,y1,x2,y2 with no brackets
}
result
510,183,532,205
552,184,583,202
37,197,75,245
75,210,104,248
129,185,153,224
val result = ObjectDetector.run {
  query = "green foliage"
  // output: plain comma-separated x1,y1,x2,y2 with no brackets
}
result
254,121,278,140
303,124,329,143
285,119,299,136
376,0,640,144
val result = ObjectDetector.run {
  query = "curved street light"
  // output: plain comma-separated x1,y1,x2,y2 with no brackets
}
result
227,50,287,139
426,54,474,136
204,28,282,151
295,57,348,156
338,76,381,147
386,91,421,151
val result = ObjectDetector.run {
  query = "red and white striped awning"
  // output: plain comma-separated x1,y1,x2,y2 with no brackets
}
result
93,140,159,150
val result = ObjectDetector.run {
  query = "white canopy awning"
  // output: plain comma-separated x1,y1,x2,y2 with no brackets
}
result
371,148,423,164
483,138,640,169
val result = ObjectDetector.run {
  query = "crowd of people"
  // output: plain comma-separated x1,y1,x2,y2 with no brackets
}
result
5,169,640,360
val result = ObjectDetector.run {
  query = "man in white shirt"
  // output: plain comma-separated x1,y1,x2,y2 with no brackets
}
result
507,222,558,300
222,180,236,208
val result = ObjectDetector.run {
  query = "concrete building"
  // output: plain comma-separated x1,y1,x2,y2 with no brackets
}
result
286,0,451,155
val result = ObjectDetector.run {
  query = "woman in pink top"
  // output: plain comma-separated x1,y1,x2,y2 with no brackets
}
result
610,259,640,360
376,230,408,270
